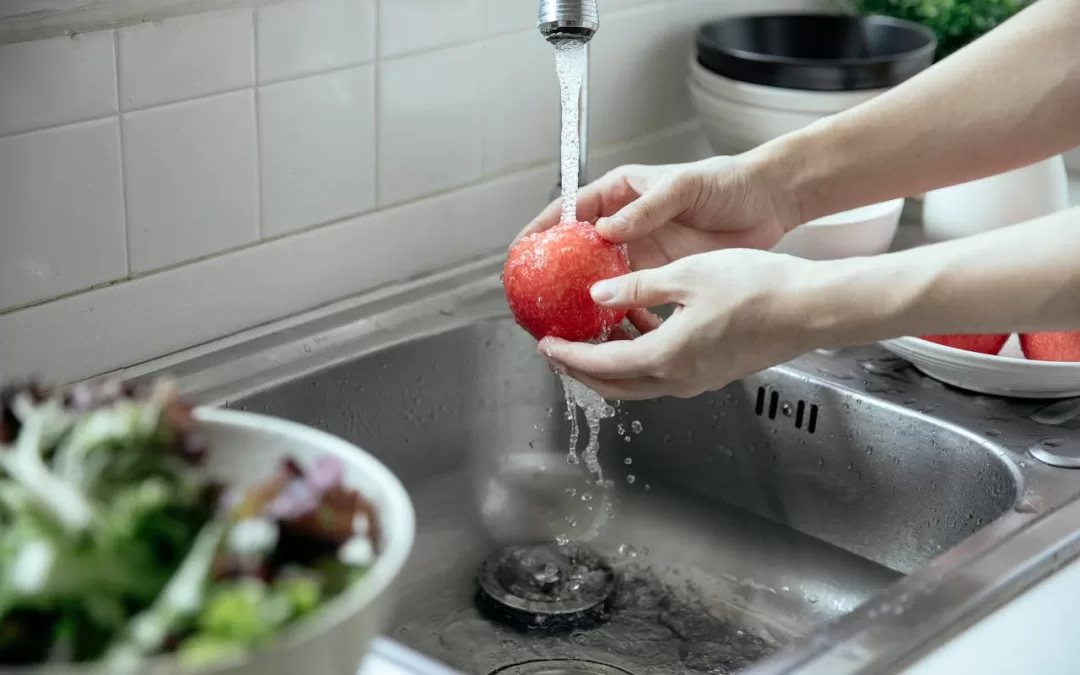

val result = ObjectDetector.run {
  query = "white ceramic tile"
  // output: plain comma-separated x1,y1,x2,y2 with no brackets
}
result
123,91,259,273
587,122,705,180
259,66,377,237
378,0,485,58
378,44,485,206
0,119,126,311
117,8,254,110
482,30,559,175
0,163,554,384
588,5,680,146
256,0,376,83
488,0,661,35
0,30,117,137
486,0,535,35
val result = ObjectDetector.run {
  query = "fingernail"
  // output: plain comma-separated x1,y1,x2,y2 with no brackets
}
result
538,339,557,359
590,280,615,302
597,216,625,233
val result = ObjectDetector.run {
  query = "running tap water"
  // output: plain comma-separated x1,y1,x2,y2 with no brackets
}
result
538,0,597,202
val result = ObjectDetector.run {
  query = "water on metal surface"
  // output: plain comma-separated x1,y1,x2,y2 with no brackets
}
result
132,262,1080,675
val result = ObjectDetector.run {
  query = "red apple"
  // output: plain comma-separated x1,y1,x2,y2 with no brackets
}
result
503,221,631,342
1019,332,1080,362
920,334,1009,355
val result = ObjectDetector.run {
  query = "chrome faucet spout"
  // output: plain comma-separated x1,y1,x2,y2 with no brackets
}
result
538,0,596,202
538,0,599,43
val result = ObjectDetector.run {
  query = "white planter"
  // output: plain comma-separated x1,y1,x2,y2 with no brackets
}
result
922,156,1069,242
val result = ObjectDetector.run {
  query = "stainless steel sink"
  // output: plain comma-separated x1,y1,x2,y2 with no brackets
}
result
127,257,1080,675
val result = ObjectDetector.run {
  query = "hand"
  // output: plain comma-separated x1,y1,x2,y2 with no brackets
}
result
512,156,802,270
538,249,823,400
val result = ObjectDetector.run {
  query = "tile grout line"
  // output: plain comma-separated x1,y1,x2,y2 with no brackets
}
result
251,7,265,240
0,64,376,143
372,0,382,208
0,120,703,317
113,27,132,279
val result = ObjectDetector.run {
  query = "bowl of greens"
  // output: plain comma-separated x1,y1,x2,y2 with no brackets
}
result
0,378,415,675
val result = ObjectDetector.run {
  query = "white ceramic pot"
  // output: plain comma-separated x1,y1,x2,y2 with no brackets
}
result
922,155,1070,242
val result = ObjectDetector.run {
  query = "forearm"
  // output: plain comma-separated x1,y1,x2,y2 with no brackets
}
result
748,0,1080,224
796,207,1080,346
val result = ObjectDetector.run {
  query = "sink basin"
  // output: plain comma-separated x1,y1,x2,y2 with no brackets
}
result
127,258,1080,675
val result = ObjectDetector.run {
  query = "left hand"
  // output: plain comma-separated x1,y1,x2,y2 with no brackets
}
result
538,249,822,400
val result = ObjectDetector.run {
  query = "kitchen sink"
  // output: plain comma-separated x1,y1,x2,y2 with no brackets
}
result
127,257,1080,675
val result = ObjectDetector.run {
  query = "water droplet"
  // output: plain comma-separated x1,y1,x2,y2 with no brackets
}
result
565,487,577,496
624,457,633,465
631,420,643,434
581,493,593,502
644,484,651,491
626,474,636,484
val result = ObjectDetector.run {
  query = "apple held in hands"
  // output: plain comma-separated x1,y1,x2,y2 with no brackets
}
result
503,221,632,342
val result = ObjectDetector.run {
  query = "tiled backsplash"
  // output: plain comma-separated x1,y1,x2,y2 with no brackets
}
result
0,0,823,384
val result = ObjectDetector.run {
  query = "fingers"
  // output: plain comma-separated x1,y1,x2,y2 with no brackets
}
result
551,367,668,401
511,168,646,248
539,332,667,380
627,308,663,334
512,198,564,247
589,267,687,309
595,173,691,244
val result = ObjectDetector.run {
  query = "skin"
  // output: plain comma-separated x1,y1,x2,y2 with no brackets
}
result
514,0,1080,400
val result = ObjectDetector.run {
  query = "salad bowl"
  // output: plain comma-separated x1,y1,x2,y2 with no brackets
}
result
0,382,415,675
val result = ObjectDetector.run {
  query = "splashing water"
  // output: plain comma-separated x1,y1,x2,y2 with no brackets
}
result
559,374,615,484
553,39,587,224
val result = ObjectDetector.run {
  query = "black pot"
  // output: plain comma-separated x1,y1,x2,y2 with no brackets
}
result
695,14,937,92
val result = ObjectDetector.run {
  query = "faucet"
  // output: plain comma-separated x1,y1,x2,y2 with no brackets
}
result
538,0,598,201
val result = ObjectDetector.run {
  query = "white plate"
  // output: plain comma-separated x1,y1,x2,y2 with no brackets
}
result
881,335,1080,398
689,55,886,113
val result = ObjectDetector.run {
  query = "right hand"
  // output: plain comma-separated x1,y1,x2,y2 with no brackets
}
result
512,155,803,270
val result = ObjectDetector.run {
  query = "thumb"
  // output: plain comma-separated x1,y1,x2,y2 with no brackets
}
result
590,267,686,309
595,175,687,243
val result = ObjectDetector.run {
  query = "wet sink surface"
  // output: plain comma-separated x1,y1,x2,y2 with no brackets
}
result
225,318,1019,675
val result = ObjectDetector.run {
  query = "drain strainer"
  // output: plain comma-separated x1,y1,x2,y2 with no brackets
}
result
476,542,617,630
489,660,634,675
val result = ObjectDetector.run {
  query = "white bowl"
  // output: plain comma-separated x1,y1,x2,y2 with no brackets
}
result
689,56,886,114
690,81,819,152
882,335,1080,398
1065,146,1080,173
771,199,905,260
34,407,416,675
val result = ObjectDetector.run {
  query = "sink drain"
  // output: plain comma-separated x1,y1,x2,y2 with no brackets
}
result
489,660,635,675
476,542,616,630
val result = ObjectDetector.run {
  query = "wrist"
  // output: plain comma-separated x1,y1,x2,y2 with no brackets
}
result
770,253,921,349
739,122,837,233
